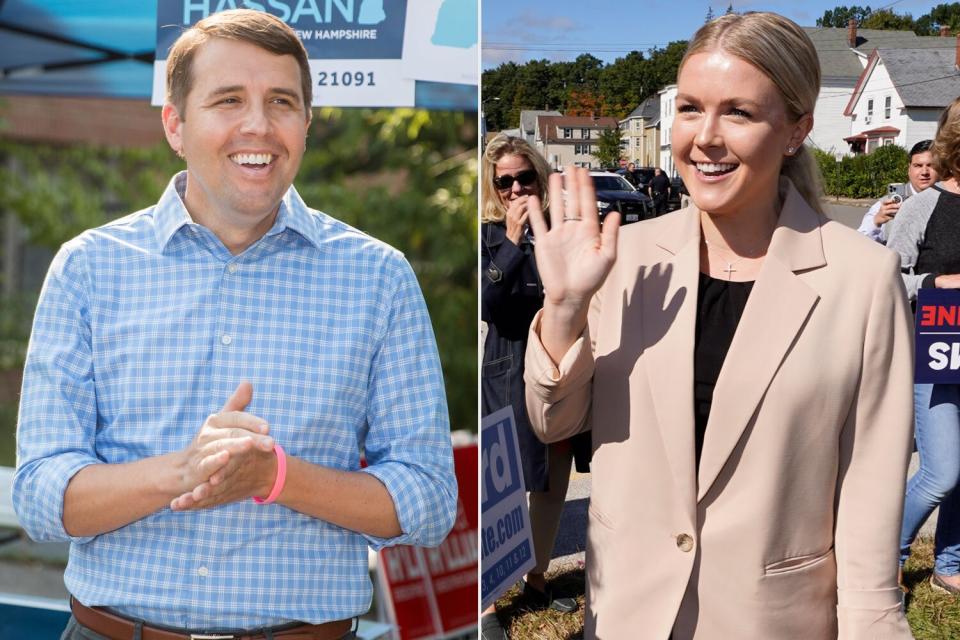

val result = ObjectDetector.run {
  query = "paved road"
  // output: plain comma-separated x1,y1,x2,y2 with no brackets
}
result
546,197,936,573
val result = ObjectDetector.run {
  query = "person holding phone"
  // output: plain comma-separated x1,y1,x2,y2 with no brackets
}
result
856,139,937,244
524,12,914,639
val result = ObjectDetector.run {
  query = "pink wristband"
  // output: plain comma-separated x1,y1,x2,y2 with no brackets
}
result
253,443,286,505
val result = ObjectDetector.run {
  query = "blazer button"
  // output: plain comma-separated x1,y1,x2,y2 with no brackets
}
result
676,533,694,552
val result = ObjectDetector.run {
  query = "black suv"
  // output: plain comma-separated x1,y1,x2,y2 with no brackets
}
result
590,172,654,225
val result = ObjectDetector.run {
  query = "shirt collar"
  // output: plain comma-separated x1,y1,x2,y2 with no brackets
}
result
153,171,323,251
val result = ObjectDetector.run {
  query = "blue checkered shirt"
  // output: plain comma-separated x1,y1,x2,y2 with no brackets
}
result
14,172,457,629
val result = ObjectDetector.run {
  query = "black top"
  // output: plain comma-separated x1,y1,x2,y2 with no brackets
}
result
693,272,754,469
915,185,960,284
650,173,671,196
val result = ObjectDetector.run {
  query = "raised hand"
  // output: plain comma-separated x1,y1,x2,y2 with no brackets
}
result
528,167,620,309
171,381,275,510
528,167,620,362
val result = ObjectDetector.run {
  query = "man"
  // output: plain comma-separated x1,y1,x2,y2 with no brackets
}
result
13,10,457,640
857,139,938,244
648,166,672,215
616,161,640,188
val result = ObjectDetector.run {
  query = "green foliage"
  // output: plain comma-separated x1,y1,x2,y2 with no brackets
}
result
595,127,623,168
816,3,960,35
817,5,874,28
0,109,477,432
815,144,909,199
482,42,688,131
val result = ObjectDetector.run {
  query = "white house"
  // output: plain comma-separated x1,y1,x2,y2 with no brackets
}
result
658,84,678,176
533,114,620,169
803,21,953,157
843,44,960,154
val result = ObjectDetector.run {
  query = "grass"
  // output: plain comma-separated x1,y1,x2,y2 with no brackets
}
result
491,539,960,640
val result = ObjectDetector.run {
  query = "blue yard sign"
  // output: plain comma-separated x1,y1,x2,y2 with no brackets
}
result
915,288,960,383
480,406,535,610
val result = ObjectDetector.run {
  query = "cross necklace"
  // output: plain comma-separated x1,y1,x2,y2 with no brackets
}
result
703,238,766,280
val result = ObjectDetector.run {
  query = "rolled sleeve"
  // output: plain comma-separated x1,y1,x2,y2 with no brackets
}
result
360,257,456,549
524,309,596,444
13,243,100,544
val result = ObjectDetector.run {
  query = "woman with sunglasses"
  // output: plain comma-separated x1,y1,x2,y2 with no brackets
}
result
524,13,914,639
480,134,588,639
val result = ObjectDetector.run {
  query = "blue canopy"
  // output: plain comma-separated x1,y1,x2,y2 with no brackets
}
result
0,0,476,110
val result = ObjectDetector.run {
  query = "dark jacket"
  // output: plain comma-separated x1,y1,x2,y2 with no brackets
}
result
481,222,590,491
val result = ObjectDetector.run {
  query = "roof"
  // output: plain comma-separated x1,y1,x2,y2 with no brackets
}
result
520,109,561,135
844,125,901,142
623,96,660,122
536,115,619,143
802,27,953,83
878,47,960,107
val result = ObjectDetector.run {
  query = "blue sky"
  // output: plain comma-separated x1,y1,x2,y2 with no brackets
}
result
482,0,945,69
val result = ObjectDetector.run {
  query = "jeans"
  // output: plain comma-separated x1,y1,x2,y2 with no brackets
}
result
899,383,960,575
61,615,358,640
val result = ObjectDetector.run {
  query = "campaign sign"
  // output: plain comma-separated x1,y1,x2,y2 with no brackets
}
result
480,406,535,610
152,0,415,107
915,288,960,383
378,444,478,640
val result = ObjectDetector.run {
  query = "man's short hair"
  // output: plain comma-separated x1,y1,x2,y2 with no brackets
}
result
909,139,933,159
166,9,312,119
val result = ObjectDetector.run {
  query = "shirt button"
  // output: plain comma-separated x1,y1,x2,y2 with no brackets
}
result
676,533,694,552
197,566,209,577
221,334,232,345
227,263,239,274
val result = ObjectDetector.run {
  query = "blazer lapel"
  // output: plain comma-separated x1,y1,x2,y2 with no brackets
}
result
696,183,826,501
642,209,701,518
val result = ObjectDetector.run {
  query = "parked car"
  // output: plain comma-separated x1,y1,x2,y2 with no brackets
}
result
668,175,687,211
589,171,654,225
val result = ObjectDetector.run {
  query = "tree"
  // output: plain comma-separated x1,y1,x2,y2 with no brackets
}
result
725,3,735,15
816,5,873,27
705,5,715,22
595,127,624,168
861,9,915,31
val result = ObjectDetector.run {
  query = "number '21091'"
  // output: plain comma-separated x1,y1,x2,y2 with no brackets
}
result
318,71,375,87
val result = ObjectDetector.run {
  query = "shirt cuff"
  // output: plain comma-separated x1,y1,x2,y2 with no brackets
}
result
921,273,939,289
358,461,454,550
15,452,100,544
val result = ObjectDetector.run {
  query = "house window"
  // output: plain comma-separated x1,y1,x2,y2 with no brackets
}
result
581,128,591,138
883,138,894,146
563,128,572,139
575,144,593,155
885,96,892,119
867,99,873,118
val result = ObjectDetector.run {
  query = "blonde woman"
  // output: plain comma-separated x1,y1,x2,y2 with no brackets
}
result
480,135,588,639
525,13,914,639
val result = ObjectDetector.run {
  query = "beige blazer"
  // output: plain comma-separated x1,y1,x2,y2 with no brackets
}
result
525,182,915,640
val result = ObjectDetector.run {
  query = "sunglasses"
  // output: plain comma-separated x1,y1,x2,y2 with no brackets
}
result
493,169,538,191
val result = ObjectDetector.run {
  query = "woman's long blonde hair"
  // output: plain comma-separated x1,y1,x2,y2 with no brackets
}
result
933,97,960,181
481,134,552,223
680,12,824,214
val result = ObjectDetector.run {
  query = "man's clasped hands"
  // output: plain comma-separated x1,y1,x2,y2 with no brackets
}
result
169,381,280,511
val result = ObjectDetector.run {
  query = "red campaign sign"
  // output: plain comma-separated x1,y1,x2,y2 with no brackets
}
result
379,444,478,639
